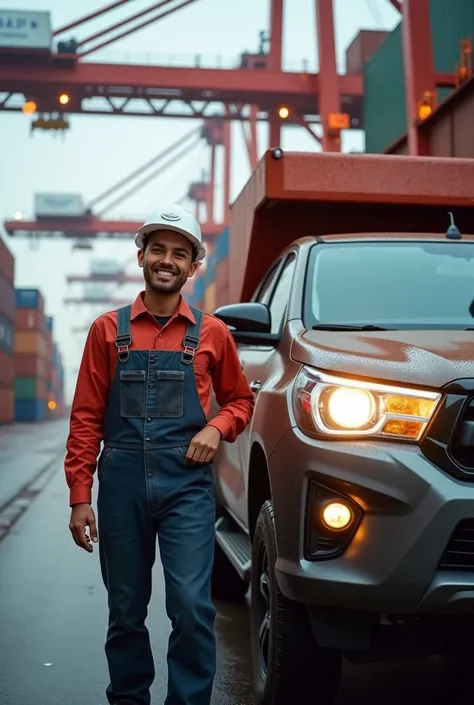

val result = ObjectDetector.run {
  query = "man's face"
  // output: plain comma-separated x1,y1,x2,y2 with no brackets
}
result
137,229,199,294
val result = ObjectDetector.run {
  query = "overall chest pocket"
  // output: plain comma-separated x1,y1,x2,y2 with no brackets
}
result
156,370,185,417
120,369,146,417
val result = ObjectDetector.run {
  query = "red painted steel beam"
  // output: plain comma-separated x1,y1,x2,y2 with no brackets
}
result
315,0,341,152
223,107,231,222
402,0,435,156
268,0,284,147
4,218,224,238
240,106,259,171
0,62,362,110
53,0,134,36
208,144,216,223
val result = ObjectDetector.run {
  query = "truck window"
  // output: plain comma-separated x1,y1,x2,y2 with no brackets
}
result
252,262,281,304
268,254,297,333
304,241,474,329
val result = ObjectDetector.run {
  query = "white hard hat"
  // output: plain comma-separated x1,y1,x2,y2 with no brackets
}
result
135,203,206,262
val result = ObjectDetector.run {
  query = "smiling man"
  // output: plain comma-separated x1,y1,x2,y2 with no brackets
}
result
64,204,254,705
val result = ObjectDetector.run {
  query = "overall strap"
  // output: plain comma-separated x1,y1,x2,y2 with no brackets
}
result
181,308,203,365
115,305,132,363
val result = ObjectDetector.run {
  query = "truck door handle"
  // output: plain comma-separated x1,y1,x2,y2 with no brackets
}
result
250,380,261,392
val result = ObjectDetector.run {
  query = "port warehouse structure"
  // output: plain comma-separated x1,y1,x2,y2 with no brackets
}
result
0,235,65,424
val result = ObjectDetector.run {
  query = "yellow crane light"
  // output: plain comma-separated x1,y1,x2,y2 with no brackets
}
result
22,100,37,115
278,106,290,119
59,93,70,106
418,103,433,120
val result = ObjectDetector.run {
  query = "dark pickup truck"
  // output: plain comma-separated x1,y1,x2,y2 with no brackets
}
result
208,150,474,704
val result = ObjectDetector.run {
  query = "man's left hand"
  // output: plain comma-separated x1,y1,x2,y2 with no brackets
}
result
185,426,222,465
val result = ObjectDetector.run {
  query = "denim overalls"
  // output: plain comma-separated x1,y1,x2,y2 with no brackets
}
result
97,304,216,705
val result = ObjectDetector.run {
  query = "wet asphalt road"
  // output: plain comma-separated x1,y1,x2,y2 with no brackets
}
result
0,463,453,705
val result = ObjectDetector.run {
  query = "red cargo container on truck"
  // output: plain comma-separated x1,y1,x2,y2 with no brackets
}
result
208,150,474,704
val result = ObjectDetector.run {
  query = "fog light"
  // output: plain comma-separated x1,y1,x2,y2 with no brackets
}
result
322,502,352,530
306,482,363,560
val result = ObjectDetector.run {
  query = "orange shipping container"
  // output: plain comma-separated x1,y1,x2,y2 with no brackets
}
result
0,385,14,423
14,331,48,358
204,282,216,314
215,258,229,295
15,308,45,332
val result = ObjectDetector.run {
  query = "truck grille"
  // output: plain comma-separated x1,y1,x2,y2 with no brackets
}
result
439,519,474,571
450,398,474,469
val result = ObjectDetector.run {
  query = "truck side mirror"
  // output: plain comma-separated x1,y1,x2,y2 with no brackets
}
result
214,302,271,333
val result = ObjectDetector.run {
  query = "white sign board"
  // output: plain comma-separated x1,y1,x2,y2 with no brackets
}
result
35,193,85,218
0,9,52,50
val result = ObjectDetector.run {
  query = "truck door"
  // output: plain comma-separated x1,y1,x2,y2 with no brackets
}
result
233,253,298,527
213,261,282,520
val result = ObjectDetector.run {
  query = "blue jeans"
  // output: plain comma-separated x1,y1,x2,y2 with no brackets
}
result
97,445,216,705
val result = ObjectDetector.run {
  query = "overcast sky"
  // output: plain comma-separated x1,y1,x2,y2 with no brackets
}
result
0,0,399,402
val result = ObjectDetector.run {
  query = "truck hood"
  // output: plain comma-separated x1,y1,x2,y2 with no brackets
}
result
291,329,474,389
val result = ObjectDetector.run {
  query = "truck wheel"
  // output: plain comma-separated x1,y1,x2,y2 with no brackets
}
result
211,541,249,602
250,500,342,705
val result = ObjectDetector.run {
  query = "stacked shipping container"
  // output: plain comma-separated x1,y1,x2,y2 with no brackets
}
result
364,0,474,153
0,236,15,423
14,289,50,422
0,238,66,425
49,339,66,417
214,228,229,309
187,228,230,313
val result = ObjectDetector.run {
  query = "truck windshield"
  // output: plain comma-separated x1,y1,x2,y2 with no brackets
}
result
305,241,474,330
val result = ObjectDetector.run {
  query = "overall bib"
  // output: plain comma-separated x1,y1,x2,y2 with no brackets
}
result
97,305,216,705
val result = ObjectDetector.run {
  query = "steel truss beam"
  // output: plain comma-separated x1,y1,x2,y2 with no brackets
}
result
0,93,324,123
0,60,363,122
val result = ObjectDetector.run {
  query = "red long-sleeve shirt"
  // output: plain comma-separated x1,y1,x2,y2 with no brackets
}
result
65,293,254,507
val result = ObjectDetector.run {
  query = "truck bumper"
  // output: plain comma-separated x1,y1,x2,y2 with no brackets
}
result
270,426,474,615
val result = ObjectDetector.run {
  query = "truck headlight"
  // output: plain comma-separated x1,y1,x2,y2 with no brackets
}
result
293,367,441,441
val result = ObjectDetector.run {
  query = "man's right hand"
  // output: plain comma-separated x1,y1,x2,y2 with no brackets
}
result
69,503,98,552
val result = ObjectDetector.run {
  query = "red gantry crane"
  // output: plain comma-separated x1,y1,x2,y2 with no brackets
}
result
0,0,466,245
0,0,460,152
5,118,227,244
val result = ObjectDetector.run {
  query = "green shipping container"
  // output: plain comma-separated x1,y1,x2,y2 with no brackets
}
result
364,0,474,153
14,376,45,399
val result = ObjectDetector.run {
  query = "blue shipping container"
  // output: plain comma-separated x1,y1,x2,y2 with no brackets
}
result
46,316,54,332
204,256,216,288
194,277,205,302
14,398,47,422
215,228,229,262
0,316,14,353
15,288,43,310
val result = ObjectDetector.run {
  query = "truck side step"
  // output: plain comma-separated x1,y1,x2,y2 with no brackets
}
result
215,515,252,581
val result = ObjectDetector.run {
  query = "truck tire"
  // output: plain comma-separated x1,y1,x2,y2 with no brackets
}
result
211,540,249,602
250,500,342,705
